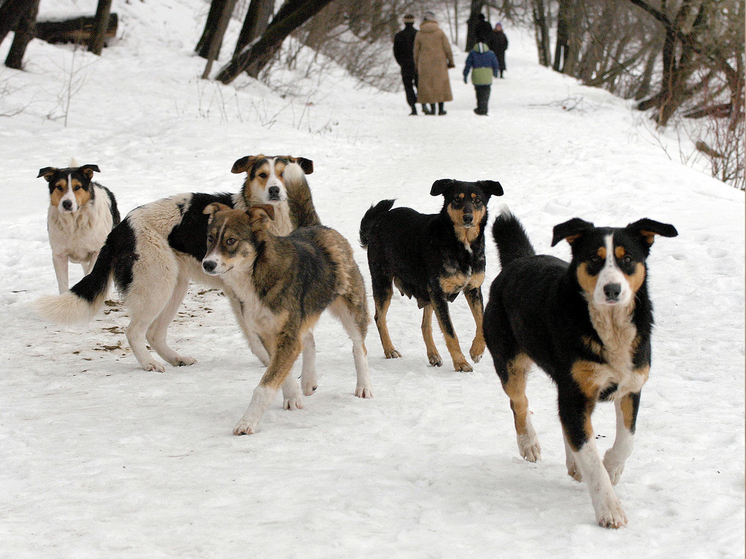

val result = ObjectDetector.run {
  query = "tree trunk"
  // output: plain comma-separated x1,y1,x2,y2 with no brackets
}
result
0,0,39,46
88,0,112,55
4,0,38,69
234,0,274,57
201,0,238,78
217,0,336,84
465,0,485,52
196,0,231,59
34,14,118,45
532,0,551,67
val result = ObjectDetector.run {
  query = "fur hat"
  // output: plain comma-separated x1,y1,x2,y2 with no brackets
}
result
403,14,415,23
424,11,436,21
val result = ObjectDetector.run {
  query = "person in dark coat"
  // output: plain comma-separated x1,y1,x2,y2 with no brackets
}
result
393,14,430,115
490,22,509,78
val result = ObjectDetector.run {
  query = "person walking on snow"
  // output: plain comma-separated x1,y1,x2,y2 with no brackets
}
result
463,33,500,115
490,22,508,78
414,11,455,116
393,14,430,115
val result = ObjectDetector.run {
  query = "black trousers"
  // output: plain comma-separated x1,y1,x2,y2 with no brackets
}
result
401,71,418,108
474,84,491,115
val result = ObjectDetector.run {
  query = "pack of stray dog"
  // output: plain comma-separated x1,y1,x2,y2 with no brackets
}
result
35,158,678,529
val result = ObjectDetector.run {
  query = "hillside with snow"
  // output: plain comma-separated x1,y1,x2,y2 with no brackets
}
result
0,1,743,557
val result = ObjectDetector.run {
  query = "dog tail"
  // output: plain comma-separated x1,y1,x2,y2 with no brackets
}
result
359,199,395,248
34,241,116,324
492,205,535,268
285,163,322,228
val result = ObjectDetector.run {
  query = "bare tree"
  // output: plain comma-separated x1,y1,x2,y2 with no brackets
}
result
234,0,274,57
88,0,112,55
4,0,38,69
0,0,39,47
217,0,337,84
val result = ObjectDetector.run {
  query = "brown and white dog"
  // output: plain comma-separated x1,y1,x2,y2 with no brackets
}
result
202,203,373,435
35,155,318,372
38,162,120,293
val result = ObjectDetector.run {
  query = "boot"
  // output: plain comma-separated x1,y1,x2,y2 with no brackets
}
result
409,105,417,116
438,103,447,116
421,104,432,115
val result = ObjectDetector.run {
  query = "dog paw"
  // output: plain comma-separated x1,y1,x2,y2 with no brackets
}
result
144,362,166,373
302,384,318,396
428,352,443,367
355,386,373,399
283,395,303,410
453,358,473,372
603,451,625,485
173,356,197,367
517,432,541,462
384,349,402,359
469,339,485,362
596,499,628,529
233,420,256,436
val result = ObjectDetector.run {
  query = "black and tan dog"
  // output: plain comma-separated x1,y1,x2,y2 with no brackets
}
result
359,179,503,371
36,155,317,372
202,203,373,435
39,162,120,293
483,208,677,528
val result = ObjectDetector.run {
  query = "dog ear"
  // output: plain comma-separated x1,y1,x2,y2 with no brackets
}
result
430,179,456,196
288,157,313,175
626,218,678,246
551,218,595,247
79,164,100,179
247,205,275,233
37,167,57,182
203,202,231,224
231,155,258,174
476,180,504,197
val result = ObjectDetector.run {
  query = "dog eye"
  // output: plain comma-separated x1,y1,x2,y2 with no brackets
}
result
207,234,215,244
621,254,633,264
226,238,237,246
589,254,602,264
56,184,65,191
73,185,81,191
259,172,268,179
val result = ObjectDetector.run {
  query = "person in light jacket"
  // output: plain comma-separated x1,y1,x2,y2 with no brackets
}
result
414,11,455,116
463,34,500,115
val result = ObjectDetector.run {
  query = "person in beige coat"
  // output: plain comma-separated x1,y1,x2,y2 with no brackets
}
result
414,12,455,116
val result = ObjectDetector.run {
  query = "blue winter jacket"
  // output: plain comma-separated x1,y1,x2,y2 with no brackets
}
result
463,43,500,85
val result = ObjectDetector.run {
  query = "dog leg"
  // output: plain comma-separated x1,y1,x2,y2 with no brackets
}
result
421,304,442,366
226,291,271,367
146,272,197,367
560,395,627,528
83,250,99,275
464,287,486,363
53,253,69,293
373,284,401,359
502,354,541,461
282,372,304,410
127,313,166,372
330,297,373,398
300,331,318,396
431,295,471,372
603,391,640,485
564,432,582,481
234,332,302,435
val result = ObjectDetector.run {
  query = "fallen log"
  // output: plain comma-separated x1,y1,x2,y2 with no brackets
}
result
35,13,117,45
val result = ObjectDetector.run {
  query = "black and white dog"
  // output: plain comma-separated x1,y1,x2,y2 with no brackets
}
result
38,162,120,293
35,155,318,372
483,208,677,528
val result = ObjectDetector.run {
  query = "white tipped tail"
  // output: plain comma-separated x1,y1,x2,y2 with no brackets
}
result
34,290,105,324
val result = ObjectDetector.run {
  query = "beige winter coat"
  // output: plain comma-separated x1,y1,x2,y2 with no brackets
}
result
414,20,454,104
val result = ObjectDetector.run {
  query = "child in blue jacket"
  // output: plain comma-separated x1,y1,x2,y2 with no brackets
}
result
463,38,500,115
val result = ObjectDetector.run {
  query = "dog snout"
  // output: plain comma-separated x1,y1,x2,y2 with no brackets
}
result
603,283,622,301
462,213,474,226
62,200,73,211
202,260,217,274
268,186,280,200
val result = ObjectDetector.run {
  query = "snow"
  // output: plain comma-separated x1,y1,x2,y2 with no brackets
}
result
0,1,743,557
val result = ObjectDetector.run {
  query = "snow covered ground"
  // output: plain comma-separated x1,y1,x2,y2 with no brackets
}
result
0,1,743,557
